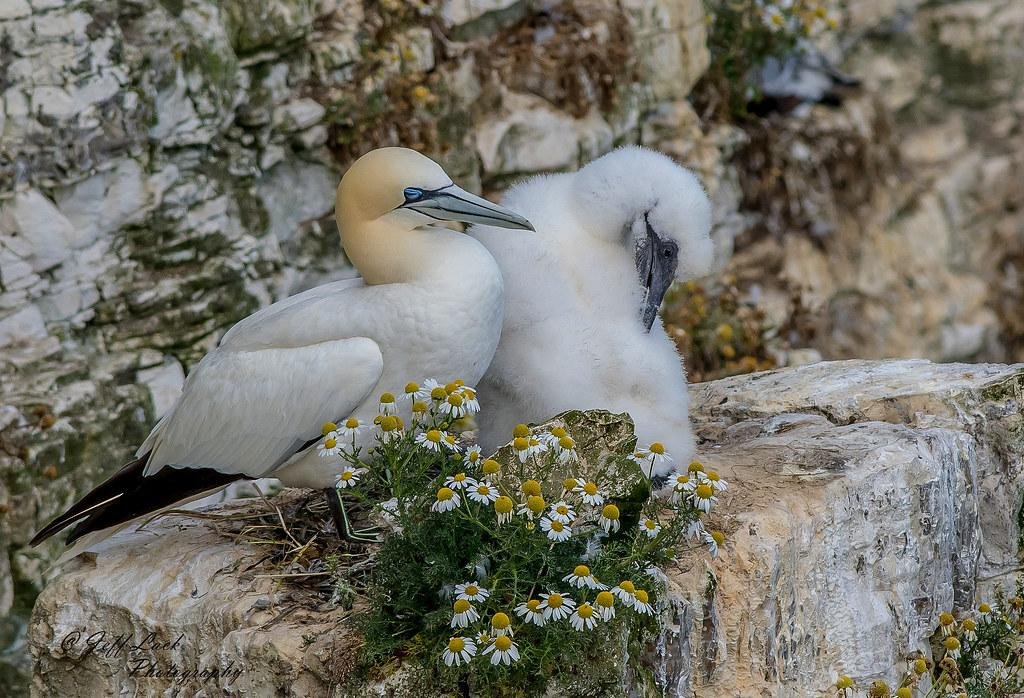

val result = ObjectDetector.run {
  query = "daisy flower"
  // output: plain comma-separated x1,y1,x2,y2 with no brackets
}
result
705,469,728,492
467,481,498,504
763,5,787,31
515,598,547,626
611,580,637,606
632,589,654,615
318,434,342,458
579,481,604,506
539,591,575,621
644,442,672,469
671,472,691,503
512,437,531,463
938,612,957,636
627,450,650,466
411,400,428,419
378,392,397,415
431,487,460,513
706,530,725,558
416,378,443,401
518,495,547,520
526,436,547,458
687,519,707,540
442,635,476,666
521,479,542,497
641,518,662,538
376,414,403,440
450,599,479,628
475,631,491,646
688,460,705,474
570,603,598,631
595,590,616,621
599,504,621,533
962,618,978,642
338,417,365,440
480,458,501,480
415,429,446,452
454,582,490,603
943,636,961,659
321,421,337,435
562,564,605,590
444,472,476,491
442,432,461,451
543,426,569,447
689,483,717,513
540,516,572,542
440,392,468,419
463,444,483,470
551,435,577,463
490,612,513,637
549,501,576,524
494,496,514,524
562,477,581,493
335,466,367,489
455,386,480,414
482,635,520,665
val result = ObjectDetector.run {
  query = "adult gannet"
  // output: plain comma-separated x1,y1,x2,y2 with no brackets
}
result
32,147,533,551
470,146,713,475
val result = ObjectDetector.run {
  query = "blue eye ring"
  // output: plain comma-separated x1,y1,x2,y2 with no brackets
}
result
403,187,424,202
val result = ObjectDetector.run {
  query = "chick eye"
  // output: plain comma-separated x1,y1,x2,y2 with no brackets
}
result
403,187,425,202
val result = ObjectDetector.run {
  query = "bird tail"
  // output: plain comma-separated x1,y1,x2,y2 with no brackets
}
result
30,454,245,547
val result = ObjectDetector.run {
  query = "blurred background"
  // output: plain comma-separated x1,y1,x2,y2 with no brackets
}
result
1,0,1021,688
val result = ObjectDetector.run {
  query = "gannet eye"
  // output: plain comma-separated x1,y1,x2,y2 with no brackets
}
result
403,187,425,202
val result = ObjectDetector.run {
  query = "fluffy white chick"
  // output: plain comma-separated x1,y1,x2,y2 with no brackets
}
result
470,146,713,474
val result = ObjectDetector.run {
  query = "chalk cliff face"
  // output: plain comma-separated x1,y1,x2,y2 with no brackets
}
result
27,360,1024,696
3,0,1023,687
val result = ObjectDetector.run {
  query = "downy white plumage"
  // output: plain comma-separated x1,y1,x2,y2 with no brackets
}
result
33,147,533,553
470,146,713,474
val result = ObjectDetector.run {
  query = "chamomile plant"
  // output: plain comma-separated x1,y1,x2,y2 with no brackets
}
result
315,379,730,693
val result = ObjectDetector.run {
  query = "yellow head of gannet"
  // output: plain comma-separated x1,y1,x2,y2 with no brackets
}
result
337,147,533,284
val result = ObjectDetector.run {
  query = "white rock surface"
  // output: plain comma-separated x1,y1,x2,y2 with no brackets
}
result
28,360,1024,696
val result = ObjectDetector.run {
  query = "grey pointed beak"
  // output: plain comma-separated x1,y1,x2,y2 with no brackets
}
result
401,184,534,231
637,218,679,332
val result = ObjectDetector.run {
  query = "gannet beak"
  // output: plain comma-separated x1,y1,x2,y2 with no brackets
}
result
637,215,679,332
400,184,535,231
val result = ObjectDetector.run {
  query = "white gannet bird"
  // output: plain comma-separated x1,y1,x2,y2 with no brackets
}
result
469,146,713,475
32,147,533,551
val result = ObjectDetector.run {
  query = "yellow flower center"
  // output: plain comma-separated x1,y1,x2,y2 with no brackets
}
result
437,487,454,502
340,471,353,481
649,442,665,455
513,437,529,451
939,612,955,626
522,480,542,497
634,589,649,604
482,459,500,475
404,382,419,394
467,451,480,463
476,484,491,496
495,496,513,514
596,591,614,608
462,388,475,399
644,520,658,530
444,381,460,394
601,504,620,521
465,584,478,596
447,637,464,652
453,473,466,482
447,393,464,407
836,676,854,690
979,603,991,613
513,423,530,438
707,470,720,481
563,478,578,490
550,427,567,438
426,429,441,443
913,658,927,674
555,505,569,516
695,483,714,499
528,438,539,447
895,688,911,698
453,599,470,614
444,434,456,445
688,461,704,473
963,619,977,631
550,520,565,532
583,482,598,495
944,636,960,651
675,475,689,486
577,603,594,619
619,580,635,594
324,437,337,449
344,418,359,429
380,392,395,404
527,495,546,514
494,636,512,651
430,387,447,400
547,594,563,608
711,530,726,546
322,421,337,435
412,400,427,413
527,599,541,612
478,632,491,644
573,565,590,577
491,612,510,629
380,415,399,431
559,436,574,449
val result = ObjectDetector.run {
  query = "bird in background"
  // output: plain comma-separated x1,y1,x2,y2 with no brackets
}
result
31,147,534,558
470,146,714,475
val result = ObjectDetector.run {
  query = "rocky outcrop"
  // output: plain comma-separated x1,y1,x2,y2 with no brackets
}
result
27,360,1024,696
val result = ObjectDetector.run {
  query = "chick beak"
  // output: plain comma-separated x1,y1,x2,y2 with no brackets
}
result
637,218,678,333
401,184,534,231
